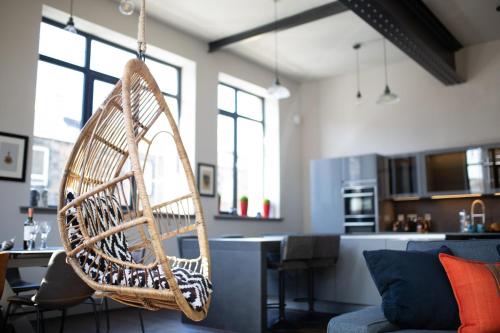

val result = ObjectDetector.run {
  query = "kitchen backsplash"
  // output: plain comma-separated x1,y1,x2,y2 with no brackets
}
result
381,197,500,233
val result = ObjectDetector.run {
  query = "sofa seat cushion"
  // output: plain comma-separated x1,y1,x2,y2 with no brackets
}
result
328,306,399,333
363,246,459,330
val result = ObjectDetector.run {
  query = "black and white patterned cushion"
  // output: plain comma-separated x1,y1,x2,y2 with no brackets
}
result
65,192,212,311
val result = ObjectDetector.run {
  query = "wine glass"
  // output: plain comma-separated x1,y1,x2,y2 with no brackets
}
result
29,221,39,250
39,221,52,250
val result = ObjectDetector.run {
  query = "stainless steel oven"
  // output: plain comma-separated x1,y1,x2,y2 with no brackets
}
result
342,186,376,233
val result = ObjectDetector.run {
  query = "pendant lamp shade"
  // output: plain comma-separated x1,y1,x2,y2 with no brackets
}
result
377,85,400,104
268,78,290,99
377,39,399,105
268,0,290,100
64,0,77,34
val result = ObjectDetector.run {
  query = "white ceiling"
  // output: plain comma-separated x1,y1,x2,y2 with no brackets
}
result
423,0,500,46
121,0,500,81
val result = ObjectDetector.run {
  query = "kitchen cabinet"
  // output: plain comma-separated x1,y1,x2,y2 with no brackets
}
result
423,147,486,195
310,158,344,234
485,146,500,192
341,154,378,184
387,154,421,198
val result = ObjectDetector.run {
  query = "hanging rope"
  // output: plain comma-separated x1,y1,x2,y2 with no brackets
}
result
137,0,147,60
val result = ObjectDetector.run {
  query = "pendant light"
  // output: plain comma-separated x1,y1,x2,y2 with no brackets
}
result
267,0,290,100
353,43,362,103
119,0,135,15
377,38,399,105
64,0,77,34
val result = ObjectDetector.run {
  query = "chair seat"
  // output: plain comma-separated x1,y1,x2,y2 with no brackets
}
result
7,294,35,306
10,281,40,293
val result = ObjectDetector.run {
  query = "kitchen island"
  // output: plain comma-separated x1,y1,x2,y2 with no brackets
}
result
181,234,499,333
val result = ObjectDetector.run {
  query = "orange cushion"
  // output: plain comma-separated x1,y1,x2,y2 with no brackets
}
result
439,253,500,333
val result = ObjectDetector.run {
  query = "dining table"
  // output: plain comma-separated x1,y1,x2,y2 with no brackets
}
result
1,247,63,333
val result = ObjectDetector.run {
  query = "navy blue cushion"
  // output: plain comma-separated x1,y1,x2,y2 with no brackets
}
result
363,246,460,330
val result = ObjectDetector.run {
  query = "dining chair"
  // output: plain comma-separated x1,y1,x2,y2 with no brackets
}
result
2,250,99,333
267,235,315,330
5,268,40,295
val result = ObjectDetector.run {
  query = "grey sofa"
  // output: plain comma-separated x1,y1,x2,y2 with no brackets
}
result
327,239,500,333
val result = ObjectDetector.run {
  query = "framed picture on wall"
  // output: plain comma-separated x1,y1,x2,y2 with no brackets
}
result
197,163,216,197
0,131,29,182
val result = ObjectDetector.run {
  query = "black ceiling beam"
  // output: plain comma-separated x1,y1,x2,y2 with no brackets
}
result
339,0,464,85
208,1,348,53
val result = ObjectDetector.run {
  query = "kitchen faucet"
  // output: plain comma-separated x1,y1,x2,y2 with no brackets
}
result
470,199,486,226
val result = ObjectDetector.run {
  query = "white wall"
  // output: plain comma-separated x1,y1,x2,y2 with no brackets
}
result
0,0,304,254
301,39,500,231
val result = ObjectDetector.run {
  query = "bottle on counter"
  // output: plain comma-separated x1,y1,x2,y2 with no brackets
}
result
459,209,469,232
23,208,35,250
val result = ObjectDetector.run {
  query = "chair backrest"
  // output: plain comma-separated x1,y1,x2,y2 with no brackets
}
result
312,235,340,261
33,251,94,309
281,235,314,261
407,239,500,263
0,252,9,298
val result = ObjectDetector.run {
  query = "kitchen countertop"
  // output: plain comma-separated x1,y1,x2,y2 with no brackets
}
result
342,232,500,240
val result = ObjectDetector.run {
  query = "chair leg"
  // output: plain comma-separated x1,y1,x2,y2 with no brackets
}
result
138,308,145,333
278,270,286,321
40,310,46,333
104,298,110,333
36,308,41,333
2,302,12,332
59,309,66,333
89,297,100,333
307,268,315,313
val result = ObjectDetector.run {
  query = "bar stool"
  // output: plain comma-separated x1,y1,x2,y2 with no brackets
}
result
267,235,314,330
306,235,340,315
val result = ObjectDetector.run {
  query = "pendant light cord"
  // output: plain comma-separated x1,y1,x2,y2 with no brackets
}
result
383,38,388,86
69,0,74,17
137,0,147,60
356,47,361,93
273,0,279,83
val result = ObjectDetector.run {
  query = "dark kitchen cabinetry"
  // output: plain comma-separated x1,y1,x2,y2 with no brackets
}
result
485,147,500,192
387,155,421,197
424,148,486,195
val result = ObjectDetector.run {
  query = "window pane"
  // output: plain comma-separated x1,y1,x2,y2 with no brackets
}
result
38,22,86,66
92,80,115,112
237,91,263,121
218,84,235,113
218,114,235,212
217,115,234,154
30,137,74,206
237,118,264,216
34,61,84,143
147,60,178,95
90,40,135,78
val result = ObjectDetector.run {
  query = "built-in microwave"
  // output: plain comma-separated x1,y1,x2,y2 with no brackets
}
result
342,186,376,233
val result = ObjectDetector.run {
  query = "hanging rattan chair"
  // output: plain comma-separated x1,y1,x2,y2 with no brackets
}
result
57,1,211,321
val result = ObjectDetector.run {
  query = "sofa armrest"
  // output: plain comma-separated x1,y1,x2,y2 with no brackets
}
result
328,306,399,333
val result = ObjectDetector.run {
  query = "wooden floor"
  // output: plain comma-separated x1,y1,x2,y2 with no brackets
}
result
33,307,332,333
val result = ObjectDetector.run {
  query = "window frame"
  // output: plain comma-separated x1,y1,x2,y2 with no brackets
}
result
38,17,182,128
31,17,183,207
217,82,266,213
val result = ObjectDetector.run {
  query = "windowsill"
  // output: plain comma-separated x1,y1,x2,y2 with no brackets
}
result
214,214,283,222
20,206,57,214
